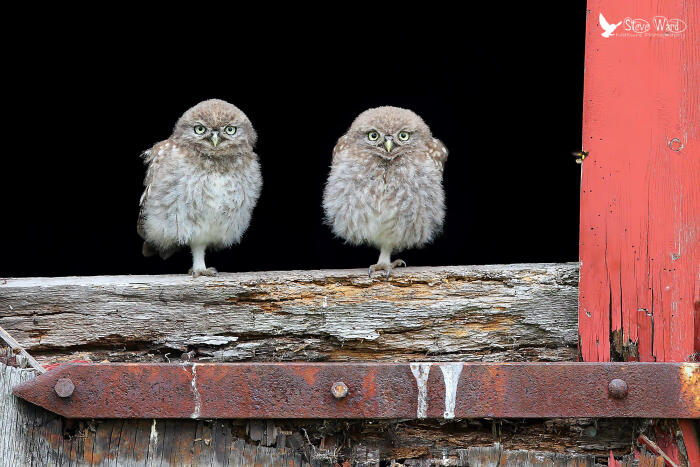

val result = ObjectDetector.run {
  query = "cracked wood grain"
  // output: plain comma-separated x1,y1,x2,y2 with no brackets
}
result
0,264,579,365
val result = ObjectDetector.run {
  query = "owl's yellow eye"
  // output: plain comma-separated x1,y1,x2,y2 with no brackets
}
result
224,125,237,135
194,125,206,135
398,131,410,141
368,131,380,141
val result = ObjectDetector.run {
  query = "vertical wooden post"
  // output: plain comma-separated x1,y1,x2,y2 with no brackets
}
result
579,0,698,363
580,1,699,464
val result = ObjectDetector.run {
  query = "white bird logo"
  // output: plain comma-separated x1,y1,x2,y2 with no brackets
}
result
599,13,622,38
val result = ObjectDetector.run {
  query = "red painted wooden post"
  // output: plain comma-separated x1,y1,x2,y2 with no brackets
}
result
579,0,698,364
579,1,699,464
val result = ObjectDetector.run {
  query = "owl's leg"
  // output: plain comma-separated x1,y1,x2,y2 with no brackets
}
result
189,244,218,277
368,247,406,279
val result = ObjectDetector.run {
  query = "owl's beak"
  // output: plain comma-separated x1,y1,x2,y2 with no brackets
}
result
383,137,394,153
210,132,220,148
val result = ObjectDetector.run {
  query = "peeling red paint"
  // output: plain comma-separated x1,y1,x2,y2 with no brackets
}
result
580,2,699,462
579,1,699,363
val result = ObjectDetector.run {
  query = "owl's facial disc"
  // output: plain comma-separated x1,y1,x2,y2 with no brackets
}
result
190,121,241,152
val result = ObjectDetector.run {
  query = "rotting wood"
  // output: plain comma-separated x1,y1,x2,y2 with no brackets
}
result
0,264,579,365
0,325,45,373
0,264,671,465
0,362,661,466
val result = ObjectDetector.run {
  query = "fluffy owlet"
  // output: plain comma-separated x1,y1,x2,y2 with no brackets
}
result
137,99,262,277
323,106,448,278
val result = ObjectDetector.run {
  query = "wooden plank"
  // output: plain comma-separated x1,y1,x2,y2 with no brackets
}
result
0,264,579,365
579,0,699,363
456,444,596,466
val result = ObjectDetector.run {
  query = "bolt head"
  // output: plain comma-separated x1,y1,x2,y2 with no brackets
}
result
331,381,348,399
54,377,75,398
608,378,628,399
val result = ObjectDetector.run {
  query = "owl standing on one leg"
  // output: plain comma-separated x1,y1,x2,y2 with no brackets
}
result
323,106,448,278
138,99,262,277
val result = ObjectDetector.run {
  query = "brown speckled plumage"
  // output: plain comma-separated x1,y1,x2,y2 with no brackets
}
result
323,106,448,277
138,99,262,277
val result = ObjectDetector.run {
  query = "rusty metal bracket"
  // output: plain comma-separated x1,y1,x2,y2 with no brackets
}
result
12,362,699,419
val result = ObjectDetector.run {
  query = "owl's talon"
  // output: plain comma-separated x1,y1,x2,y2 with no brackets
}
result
189,267,218,278
368,262,404,280
368,263,386,278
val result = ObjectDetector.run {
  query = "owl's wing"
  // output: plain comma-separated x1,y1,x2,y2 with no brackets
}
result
137,153,152,241
427,138,448,172
137,142,183,259
331,135,350,163
137,142,167,240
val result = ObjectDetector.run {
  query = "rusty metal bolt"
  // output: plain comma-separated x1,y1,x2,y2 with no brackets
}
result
331,381,348,399
608,378,628,399
54,378,75,398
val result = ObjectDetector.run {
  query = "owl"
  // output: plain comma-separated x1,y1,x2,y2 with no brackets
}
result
323,106,448,278
137,99,262,277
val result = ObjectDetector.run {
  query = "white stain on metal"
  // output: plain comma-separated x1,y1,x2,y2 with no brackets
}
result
439,363,463,419
410,362,432,418
186,363,201,419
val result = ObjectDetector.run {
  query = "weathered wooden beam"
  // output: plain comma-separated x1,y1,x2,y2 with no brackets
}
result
0,264,579,365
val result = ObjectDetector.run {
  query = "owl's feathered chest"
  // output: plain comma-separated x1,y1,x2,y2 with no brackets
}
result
333,154,439,204
178,164,242,212
323,152,445,250
141,144,262,248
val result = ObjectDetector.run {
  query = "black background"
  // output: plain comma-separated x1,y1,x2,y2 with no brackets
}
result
1,5,587,277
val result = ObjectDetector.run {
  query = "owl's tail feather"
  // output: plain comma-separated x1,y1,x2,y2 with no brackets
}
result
142,241,179,260
142,242,158,258
159,247,177,260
